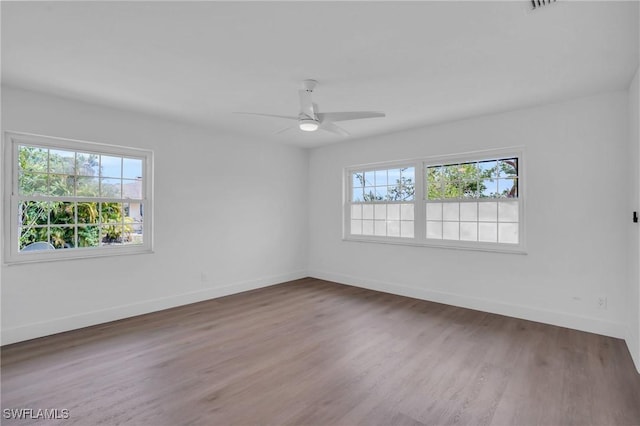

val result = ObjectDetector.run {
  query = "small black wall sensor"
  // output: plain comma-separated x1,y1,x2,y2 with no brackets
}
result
532,0,557,9
634,211,638,223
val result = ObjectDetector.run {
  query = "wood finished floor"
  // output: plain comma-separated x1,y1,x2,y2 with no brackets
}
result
2,278,640,426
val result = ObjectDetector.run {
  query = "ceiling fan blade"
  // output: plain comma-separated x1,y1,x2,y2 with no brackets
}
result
234,112,298,121
298,90,316,119
274,126,296,135
317,111,385,122
320,121,350,136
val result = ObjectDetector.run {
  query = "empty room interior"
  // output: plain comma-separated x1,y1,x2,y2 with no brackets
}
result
1,1,640,425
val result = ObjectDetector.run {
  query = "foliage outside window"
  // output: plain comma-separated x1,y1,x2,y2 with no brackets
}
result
4,132,153,263
345,149,524,252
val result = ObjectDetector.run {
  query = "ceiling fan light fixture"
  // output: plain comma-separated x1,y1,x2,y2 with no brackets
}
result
299,119,319,132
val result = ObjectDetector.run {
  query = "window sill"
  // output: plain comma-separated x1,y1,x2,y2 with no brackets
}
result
343,236,527,255
4,246,154,266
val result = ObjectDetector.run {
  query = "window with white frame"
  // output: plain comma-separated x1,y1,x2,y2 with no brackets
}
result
3,132,153,263
425,157,519,244
349,166,416,239
345,149,524,252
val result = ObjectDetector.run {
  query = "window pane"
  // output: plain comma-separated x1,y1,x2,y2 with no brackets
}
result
352,187,363,202
363,171,375,186
76,153,99,176
460,202,478,221
125,224,143,245
375,169,387,186
461,180,480,198
362,220,374,235
49,174,75,196
77,225,100,247
443,203,459,221
49,226,75,249
387,204,400,220
374,220,386,236
374,204,386,220
123,158,142,179
427,166,444,200
20,201,50,226
101,225,123,245
478,223,498,243
352,172,364,188
19,172,48,195
387,169,401,185
49,149,75,174
426,221,442,239
76,176,99,197
400,221,414,238
387,220,400,237
443,222,459,240
426,202,442,221
102,178,122,198
101,202,124,223
478,160,497,178
401,167,415,181
499,178,518,198
101,155,122,178
364,187,377,202
77,202,99,224
444,180,462,199
350,219,362,235
480,179,498,198
460,222,478,241
362,205,374,220
498,158,518,177
498,223,519,244
19,146,48,172
351,204,362,220
478,202,497,222
19,226,50,251
498,201,518,222
50,202,75,225
401,203,414,221
374,187,386,200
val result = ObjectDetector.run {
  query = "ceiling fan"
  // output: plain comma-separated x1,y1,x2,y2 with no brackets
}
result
235,80,385,136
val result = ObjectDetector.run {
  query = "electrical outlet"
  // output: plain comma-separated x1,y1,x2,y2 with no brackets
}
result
597,296,607,310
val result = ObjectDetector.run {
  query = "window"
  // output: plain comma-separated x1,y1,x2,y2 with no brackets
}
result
3,132,153,263
425,157,519,244
345,148,524,253
349,166,416,239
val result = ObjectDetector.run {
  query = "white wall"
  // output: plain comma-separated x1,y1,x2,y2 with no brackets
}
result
0,86,309,344
309,91,630,339
628,66,640,372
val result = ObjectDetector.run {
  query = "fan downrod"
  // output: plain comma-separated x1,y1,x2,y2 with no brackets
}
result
302,79,317,93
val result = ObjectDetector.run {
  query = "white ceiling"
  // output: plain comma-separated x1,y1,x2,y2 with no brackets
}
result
2,1,639,148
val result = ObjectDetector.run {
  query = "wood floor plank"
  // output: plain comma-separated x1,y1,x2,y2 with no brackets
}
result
2,278,639,425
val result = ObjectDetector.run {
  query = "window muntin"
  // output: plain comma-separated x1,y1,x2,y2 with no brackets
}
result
349,166,415,239
345,149,524,252
4,132,153,263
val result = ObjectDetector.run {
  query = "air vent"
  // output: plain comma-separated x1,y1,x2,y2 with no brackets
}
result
531,0,556,9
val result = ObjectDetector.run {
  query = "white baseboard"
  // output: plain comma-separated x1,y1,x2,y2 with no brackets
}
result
309,270,627,340
1,270,307,345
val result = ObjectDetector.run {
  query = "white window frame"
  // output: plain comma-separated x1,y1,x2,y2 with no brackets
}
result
343,147,525,254
2,131,154,264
